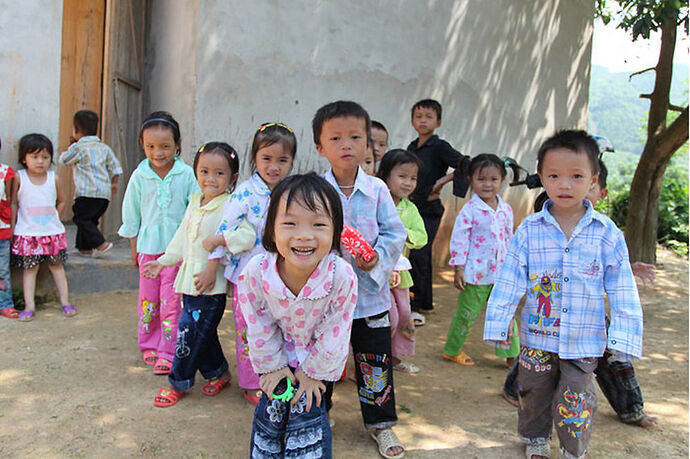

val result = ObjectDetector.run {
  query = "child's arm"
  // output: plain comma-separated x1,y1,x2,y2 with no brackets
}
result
118,174,142,267
143,209,188,280
605,233,644,360
449,204,472,290
404,203,428,250
57,142,80,166
428,172,454,201
208,193,249,260
55,175,65,215
10,174,19,230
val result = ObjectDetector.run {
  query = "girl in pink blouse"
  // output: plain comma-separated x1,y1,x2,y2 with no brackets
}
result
442,154,518,367
237,173,357,459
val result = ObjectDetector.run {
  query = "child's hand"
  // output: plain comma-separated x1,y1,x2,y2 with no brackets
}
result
355,251,378,272
259,367,296,400
193,264,217,294
130,248,138,268
202,234,224,253
427,178,444,201
390,271,401,289
111,183,118,197
631,261,656,287
142,260,164,279
293,369,326,412
454,267,466,290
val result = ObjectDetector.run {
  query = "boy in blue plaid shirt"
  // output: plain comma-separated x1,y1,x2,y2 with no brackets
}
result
483,130,643,459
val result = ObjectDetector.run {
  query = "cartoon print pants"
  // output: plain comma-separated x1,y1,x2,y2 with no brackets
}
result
517,346,598,459
389,287,415,357
231,283,260,390
137,253,181,362
251,383,332,459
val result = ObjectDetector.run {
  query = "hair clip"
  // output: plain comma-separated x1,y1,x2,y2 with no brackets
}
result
198,143,206,153
259,122,294,133
230,152,236,159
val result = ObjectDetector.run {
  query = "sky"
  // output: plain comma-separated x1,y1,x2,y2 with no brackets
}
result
591,19,689,72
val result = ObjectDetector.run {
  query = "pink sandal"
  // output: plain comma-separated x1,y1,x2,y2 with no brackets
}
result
153,358,172,375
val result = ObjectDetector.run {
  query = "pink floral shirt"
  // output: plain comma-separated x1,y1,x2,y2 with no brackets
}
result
236,251,358,381
449,193,513,285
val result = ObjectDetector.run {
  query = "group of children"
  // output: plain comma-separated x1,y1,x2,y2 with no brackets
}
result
1,97,653,459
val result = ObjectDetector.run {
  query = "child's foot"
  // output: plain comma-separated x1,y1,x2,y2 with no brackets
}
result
370,428,405,459
0,307,20,318
442,351,474,366
78,249,93,257
92,242,113,258
202,372,231,396
61,304,78,317
244,390,262,406
411,312,426,326
18,310,34,322
142,350,158,365
154,388,184,407
153,358,172,375
506,357,515,368
636,413,659,427
393,360,420,373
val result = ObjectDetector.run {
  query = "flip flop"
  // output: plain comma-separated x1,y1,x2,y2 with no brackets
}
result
153,358,172,375
0,307,20,318
202,377,231,396
442,351,475,366
370,428,405,459
61,304,78,317
154,388,184,407
92,242,113,258
18,310,34,322
142,350,158,365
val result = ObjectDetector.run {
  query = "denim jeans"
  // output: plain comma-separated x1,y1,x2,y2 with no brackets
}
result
250,387,332,458
168,294,229,392
0,239,13,310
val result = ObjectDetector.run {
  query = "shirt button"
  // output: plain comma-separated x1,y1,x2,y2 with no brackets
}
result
562,308,567,313
611,340,616,345
500,332,506,337
564,277,569,282
565,248,570,253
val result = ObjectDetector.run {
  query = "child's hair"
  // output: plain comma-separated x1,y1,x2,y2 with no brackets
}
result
377,149,421,184
371,120,387,134
468,153,506,179
73,110,99,136
312,101,371,146
193,142,240,193
411,99,442,121
536,130,600,175
598,159,608,189
250,122,297,171
139,111,181,151
18,134,54,166
262,173,343,255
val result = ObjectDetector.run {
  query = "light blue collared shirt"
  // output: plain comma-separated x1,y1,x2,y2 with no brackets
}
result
483,200,643,360
59,136,123,200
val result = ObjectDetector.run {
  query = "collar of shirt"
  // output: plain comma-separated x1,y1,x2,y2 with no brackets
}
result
138,156,188,181
537,199,606,241
76,135,102,145
248,172,271,196
323,167,376,200
408,134,440,152
260,251,337,301
189,192,230,213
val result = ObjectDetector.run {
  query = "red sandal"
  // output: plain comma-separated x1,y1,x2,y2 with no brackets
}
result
243,390,263,406
202,377,230,396
0,308,20,318
153,358,172,375
154,388,184,407
142,350,158,366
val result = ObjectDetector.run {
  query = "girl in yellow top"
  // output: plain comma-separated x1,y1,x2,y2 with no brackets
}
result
143,142,254,407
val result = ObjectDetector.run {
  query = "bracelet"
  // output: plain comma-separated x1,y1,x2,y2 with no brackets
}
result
272,378,295,402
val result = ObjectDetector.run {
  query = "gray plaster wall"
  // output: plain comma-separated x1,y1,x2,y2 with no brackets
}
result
145,0,595,264
0,0,63,166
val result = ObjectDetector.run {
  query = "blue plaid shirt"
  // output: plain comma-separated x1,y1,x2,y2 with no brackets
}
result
59,136,122,200
483,200,643,360
323,167,406,320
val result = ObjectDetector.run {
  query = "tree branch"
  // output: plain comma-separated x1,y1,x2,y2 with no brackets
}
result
629,67,656,81
655,106,689,165
669,104,684,112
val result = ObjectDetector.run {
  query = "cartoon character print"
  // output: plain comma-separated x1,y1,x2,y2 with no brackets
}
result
530,271,561,318
557,388,593,437
161,319,173,341
140,299,156,333
360,362,388,393
175,326,191,359
237,327,250,361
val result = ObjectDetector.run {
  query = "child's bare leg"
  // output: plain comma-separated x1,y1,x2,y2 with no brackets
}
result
22,265,39,312
47,263,70,307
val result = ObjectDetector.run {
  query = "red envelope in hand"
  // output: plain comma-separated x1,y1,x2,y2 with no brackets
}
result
341,225,375,262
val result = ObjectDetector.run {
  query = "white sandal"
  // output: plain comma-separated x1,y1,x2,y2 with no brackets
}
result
411,312,425,326
525,443,551,458
393,361,420,373
370,428,405,459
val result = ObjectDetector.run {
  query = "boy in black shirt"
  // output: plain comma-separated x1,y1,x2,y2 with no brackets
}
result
407,99,469,316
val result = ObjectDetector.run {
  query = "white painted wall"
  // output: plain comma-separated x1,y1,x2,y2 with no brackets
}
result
0,0,63,166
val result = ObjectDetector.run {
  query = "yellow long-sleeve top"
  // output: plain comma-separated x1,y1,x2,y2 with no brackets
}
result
157,192,255,296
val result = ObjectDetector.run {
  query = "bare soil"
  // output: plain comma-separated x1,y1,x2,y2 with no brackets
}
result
0,247,687,458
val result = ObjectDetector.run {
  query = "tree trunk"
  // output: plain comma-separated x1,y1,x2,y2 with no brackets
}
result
624,21,688,263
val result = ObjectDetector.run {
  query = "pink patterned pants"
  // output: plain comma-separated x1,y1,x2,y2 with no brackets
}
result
232,283,260,389
390,287,415,357
137,253,181,362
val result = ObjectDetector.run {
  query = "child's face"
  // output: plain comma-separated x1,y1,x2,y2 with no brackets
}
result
274,195,334,276
411,107,441,137
316,116,368,176
361,148,375,176
470,165,503,203
585,182,608,206
141,125,178,174
255,142,293,191
371,127,388,162
23,149,52,174
196,152,235,201
386,162,418,203
539,147,598,214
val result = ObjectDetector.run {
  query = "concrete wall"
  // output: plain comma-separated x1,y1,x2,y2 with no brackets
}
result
146,0,594,264
0,0,63,166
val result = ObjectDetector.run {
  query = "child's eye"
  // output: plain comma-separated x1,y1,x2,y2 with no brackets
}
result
548,174,558,179
330,136,340,141
574,174,583,179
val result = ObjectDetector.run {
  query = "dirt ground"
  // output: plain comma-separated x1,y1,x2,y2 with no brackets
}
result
0,247,687,458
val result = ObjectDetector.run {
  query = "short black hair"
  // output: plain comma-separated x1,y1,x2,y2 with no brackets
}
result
73,110,99,136
377,149,421,184
537,130,599,175
251,122,297,172
262,173,343,255
371,120,387,133
18,133,54,166
193,142,241,193
140,111,181,148
598,159,608,189
411,99,442,121
312,101,371,146
468,153,506,179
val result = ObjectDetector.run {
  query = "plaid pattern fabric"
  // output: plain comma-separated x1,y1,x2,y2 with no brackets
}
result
59,136,122,199
483,200,643,360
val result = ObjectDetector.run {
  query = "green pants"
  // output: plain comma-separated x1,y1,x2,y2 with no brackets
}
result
443,284,519,358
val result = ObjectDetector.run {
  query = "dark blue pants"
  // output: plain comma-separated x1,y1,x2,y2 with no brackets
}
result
250,389,332,458
168,294,229,392
409,211,441,312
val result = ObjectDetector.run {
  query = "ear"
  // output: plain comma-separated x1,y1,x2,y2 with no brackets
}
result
600,188,609,200
231,172,239,184
590,173,599,188
316,144,326,157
